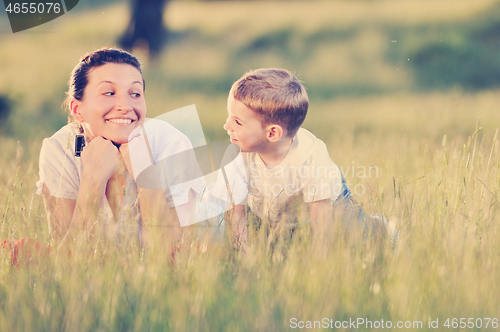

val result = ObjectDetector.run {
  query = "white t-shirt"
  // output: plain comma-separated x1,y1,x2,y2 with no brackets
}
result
36,119,205,234
213,128,349,224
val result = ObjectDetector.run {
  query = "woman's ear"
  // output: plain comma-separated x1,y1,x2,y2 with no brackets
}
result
70,98,84,122
266,124,284,142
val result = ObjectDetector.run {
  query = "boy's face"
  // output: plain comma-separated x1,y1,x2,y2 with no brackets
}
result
224,95,270,152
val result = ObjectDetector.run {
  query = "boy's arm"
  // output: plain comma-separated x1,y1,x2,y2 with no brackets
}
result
310,198,333,237
230,204,247,252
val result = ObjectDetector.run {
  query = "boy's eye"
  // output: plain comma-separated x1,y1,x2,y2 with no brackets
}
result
235,119,242,126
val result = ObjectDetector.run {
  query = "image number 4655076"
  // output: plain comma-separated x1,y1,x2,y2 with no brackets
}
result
3,0,79,33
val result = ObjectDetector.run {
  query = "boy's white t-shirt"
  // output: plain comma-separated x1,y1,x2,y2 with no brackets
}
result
36,119,204,234
213,128,347,224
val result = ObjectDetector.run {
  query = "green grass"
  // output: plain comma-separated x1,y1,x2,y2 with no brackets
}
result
1,0,500,330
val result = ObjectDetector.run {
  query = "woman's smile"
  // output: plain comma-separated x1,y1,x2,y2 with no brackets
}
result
106,118,135,125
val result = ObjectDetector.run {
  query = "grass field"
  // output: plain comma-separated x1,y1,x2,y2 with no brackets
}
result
1,0,500,330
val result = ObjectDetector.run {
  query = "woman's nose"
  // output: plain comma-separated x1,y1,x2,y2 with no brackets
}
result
116,94,133,112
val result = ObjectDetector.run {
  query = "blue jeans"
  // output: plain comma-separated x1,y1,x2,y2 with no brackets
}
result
332,194,387,238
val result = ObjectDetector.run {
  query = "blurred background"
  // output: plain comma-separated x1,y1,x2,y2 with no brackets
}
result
2,3,500,328
1,0,500,176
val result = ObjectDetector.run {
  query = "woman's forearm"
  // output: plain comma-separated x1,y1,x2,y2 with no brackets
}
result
55,175,108,250
73,176,107,231
138,188,181,247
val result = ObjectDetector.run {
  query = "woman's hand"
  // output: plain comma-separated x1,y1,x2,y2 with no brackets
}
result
81,136,121,185
54,137,128,244
118,131,155,181
118,142,134,178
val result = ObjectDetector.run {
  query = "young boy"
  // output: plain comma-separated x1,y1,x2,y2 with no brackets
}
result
216,68,386,250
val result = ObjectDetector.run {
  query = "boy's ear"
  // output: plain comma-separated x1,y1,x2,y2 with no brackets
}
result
265,124,284,142
70,98,84,122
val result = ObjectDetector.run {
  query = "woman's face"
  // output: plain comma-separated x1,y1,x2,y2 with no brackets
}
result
72,63,146,144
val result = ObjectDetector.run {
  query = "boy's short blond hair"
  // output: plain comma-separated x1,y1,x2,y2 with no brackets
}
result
230,68,308,137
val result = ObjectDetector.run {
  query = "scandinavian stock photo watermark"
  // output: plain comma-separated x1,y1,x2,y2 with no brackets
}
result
247,162,378,198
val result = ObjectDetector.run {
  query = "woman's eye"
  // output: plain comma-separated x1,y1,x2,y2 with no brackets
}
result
103,92,114,96
131,93,141,98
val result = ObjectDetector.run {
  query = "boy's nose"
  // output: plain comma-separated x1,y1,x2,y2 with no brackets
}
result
223,118,230,130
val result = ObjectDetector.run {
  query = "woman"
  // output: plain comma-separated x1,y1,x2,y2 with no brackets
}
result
36,47,197,249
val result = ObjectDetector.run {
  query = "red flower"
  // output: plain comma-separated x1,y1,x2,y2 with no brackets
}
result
1,238,51,269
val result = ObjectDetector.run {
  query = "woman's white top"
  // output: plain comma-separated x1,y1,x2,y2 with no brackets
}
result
36,119,205,241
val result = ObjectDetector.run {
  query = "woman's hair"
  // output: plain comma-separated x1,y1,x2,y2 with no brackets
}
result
64,47,145,123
